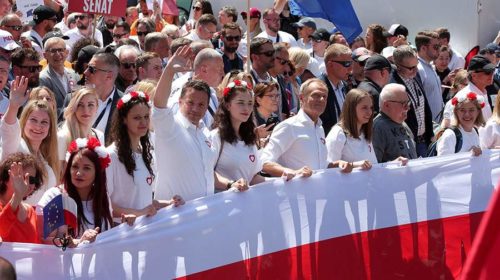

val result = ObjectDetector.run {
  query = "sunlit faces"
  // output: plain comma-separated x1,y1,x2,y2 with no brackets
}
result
218,10,231,26
70,153,96,191
44,40,68,67
227,90,254,124
201,57,224,87
34,89,57,112
471,71,494,89
355,95,374,126
300,82,328,121
75,94,98,126
24,109,50,143
435,50,450,71
84,57,113,86
256,87,279,113
221,28,241,53
118,50,138,83
124,102,150,139
455,101,480,131
179,88,209,125
75,13,90,30
384,89,410,124
198,23,216,41
141,57,163,81
327,53,353,81
263,11,280,33
396,56,418,79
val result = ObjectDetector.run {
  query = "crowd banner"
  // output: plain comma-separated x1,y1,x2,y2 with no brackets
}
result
1,151,499,279
68,0,127,17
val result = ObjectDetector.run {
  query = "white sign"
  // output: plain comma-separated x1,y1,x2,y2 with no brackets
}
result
16,0,44,24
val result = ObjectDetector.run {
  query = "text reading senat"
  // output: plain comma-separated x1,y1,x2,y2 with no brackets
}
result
83,0,114,14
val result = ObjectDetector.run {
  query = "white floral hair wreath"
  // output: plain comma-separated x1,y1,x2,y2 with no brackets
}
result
222,79,253,97
117,91,149,110
66,137,111,168
451,92,485,108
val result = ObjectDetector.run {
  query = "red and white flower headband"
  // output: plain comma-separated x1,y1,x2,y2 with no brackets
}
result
222,79,252,97
117,91,149,110
451,92,485,108
66,137,111,169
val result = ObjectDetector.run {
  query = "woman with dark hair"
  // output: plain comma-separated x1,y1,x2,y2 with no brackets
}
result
107,91,183,223
211,80,263,187
326,89,377,170
0,153,44,243
181,0,213,35
64,137,113,236
365,24,387,54
253,82,280,145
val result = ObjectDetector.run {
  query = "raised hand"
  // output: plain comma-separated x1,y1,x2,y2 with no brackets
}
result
8,162,30,198
9,76,29,109
167,44,193,73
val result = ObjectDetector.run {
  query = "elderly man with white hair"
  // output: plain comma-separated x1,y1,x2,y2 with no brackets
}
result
372,83,417,163
114,44,141,92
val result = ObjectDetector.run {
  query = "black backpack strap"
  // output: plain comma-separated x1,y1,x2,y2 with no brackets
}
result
450,126,463,153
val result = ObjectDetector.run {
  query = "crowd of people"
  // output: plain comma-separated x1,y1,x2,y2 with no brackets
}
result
0,0,499,257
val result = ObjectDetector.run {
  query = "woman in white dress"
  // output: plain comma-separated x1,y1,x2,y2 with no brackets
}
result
437,92,485,156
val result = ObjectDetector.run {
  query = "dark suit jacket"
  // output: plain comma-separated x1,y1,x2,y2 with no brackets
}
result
390,72,434,145
319,74,345,135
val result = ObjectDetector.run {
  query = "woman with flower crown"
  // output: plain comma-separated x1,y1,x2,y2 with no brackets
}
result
107,91,184,223
436,92,485,156
211,79,264,188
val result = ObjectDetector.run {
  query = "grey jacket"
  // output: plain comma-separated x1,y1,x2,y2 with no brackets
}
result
39,65,80,118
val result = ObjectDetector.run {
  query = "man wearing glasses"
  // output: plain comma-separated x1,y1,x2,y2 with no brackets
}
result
185,14,217,42
219,22,243,74
11,48,41,89
319,43,353,135
114,45,140,93
0,13,22,42
373,83,417,163
391,45,433,157
256,9,297,48
22,5,57,57
307,28,330,77
416,31,444,122
64,13,103,59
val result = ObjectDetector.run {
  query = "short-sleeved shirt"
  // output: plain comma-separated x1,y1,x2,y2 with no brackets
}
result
256,30,298,48
437,126,479,156
326,124,378,163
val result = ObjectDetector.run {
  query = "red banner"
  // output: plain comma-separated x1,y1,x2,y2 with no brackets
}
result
68,0,126,17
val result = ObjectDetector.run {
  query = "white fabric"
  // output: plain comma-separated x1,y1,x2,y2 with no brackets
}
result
152,106,216,201
211,129,263,183
325,124,378,163
0,91,9,120
0,119,57,206
1,151,499,279
442,99,455,123
256,30,298,48
417,57,444,121
479,119,500,149
437,125,479,156
261,109,328,170
307,55,323,77
448,47,465,71
57,129,105,161
64,28,103,61
80,199,111,237
106,143,155,222
94,90,115,133
455,83,492,120
22,30,43,57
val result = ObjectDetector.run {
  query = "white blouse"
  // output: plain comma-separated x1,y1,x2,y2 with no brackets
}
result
437,126,479,156
325,124,378,163
479,119,500,149
211,129,263,184
79,199,111,237
0,119,57,205
106,143,155,222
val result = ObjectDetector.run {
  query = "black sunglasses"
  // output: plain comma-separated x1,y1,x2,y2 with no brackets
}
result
331,60,353,68
113,33,127,39
398,64,418,71
193,6,201,11
5,25,22,31
225,35,241,42
275,57,289,65
257,50,275,57
18,65,42,73
137,31,149,37
86,65,112,74
242,15,259,20
283,70,294,77
75,15,87,20
121,62,136,69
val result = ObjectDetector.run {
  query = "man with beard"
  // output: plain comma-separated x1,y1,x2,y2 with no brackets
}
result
219,22,243,74
64,13,103,59
98,16,119,47
11,48,41,89
256,9,297,48
249,37,275,85
114,45,140,92
22,6,57,57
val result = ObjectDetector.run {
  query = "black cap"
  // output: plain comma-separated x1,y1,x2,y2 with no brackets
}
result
32,5,57,24
42,30,69,46
467,55,496,72
309,28,330,41
77,45,99,63
364,54,392,71
383,24,409,38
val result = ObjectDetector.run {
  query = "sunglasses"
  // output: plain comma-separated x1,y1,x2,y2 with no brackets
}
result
86,65,111,74
283,71,294,77
257,50,275,57
121,62,136,69
331,60,353,68
193,6,201,11
18,65,42,73
225,35,241,42
5,25,22,31
47,48,65,54
275,57,289,65
137,31,149,37
398,64,418,71
242,15,259,20
388,99,411,107
75,15,87,20
113,33,127,39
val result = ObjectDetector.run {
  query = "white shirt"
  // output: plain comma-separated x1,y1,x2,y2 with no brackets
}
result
417,57,444,121
325,124,378,163
256,30,298,48
64,27,103,61
455,83,492,120
184,30,208,43
106,143,155,222
0,91,9,120
437,126,479,156
307,55,323,77
79,199,111,237
94,90,115,133
211,129,263,183
479,119,500,149
56,129,105,161
0,119,57,206
448,47,465,71
297,38,312,51
261,109,328,170
54,21,70,34
152,106,217,201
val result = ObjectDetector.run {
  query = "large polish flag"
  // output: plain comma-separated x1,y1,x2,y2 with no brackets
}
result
1,151,499,279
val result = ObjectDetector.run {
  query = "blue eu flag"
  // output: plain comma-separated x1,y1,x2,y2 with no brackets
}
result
43,194,65,239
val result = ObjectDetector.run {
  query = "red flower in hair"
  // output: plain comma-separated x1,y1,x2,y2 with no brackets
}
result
223,87,231,97
234,80,242,86
466,92,477,101
117,99,124,110
100,157,111,169
86,137,101,150
481,102,485,108
451,97,458,106
130,91,139,99
68,141,78,154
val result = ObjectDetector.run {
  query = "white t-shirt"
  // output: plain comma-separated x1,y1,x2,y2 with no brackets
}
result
479,119,500,149
106,143,155,223
325,124,378,163
448,47,465,71
261,109,328,170
57,129,105,161
64,28,104,60
437,126,479,156
152,106,217,201
256,30,298,48
0,119,57,206
211,129,263,183
80,199,111,237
